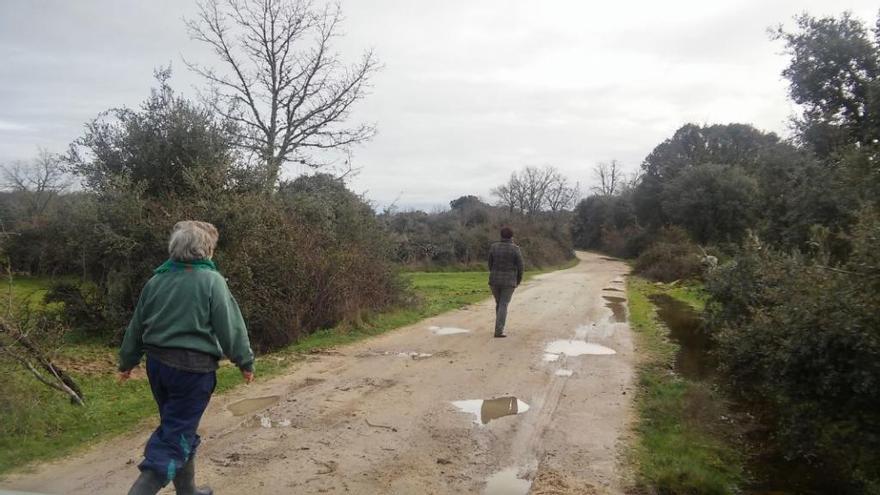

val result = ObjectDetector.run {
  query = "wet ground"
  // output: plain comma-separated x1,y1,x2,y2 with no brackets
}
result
648,292,828,495
2,252,635,495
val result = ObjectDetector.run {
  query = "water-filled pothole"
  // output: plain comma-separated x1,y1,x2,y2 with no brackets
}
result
484,467,532,494
452,397,530,425
429,325,471,335
602,295,627,322
554,369,574,377
227,395,281,416
544,340,616,358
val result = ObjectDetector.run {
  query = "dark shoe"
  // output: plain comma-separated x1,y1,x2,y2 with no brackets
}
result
127,469,164,495
173,457,214,495
494,333,507,338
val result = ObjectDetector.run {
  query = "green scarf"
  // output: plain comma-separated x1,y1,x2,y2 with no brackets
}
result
153,259,218,274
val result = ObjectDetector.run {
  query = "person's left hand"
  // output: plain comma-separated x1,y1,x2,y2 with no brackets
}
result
117,369,132,383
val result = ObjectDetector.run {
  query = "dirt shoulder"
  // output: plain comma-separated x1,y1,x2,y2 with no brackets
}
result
2,252,635,494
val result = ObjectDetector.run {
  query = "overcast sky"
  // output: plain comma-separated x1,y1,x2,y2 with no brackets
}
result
1,1,877,210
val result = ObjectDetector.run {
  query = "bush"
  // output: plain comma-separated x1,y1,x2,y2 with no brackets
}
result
633,227,703,282
705,209,880,492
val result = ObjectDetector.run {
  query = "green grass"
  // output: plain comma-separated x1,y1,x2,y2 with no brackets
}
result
627,276,743,494
0,260,576,475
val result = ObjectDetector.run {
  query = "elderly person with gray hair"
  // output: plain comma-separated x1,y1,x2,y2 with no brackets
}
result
118,221,254,495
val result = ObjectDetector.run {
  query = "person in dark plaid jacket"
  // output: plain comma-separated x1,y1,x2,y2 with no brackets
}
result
488,227,524,337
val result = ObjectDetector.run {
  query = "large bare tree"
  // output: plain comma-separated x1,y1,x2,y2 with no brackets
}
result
492,166,578,215
186,0,379,190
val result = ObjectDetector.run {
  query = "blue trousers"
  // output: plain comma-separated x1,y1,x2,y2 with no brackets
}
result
140,357,216,484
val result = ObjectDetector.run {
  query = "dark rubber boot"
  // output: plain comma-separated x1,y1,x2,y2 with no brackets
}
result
127,469,164,495
173,457,214,495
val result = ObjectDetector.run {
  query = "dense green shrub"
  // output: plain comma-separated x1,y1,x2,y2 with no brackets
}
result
633,227,703,282
705,209,880,492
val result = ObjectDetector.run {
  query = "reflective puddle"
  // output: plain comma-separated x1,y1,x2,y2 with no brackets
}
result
543,352,561,362
396,351,433,359
602,295,627,322
574,323,615,340
554,369,573,377
452,397,530,425
429,325,471,335
227,395,281,416
544,340,616,358
484,467,532,494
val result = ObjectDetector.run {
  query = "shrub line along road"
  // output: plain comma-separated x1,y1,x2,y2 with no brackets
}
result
2,252,635,494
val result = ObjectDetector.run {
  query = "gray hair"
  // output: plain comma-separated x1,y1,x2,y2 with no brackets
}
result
168,221,219,261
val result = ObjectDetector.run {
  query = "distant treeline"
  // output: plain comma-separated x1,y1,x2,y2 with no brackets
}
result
382,193,574,272
569,12,880,492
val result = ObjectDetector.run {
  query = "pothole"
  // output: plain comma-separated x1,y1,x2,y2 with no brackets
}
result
429,325,471,335
554,369,574,377
544,340,616,358
603,287,623,292
484,467,532,494
452,397,530,425
227,395,281,416
602,295,627,323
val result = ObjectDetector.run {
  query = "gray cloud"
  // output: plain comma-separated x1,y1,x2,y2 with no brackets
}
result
1,0,876,209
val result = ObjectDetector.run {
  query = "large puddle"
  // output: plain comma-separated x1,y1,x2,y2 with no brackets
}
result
484,467,532,494
648,294,828,494
602,295,627,323
544,340,616,359
648,294,712,379
227,395,280,416
452,397,530,425
429,325,471,335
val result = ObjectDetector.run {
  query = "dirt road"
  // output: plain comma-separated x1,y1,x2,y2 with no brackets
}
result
2,251,635,494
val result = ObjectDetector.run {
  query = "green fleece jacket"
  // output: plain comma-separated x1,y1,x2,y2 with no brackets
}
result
118,260,254,373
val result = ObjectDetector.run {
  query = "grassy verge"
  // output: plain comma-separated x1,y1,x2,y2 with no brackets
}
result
0,261,576,474
627,276,743,494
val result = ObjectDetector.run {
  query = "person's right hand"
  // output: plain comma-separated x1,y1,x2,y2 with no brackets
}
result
241,369,255,384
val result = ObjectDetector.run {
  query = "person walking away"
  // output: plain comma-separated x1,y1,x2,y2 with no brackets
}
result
118,221,255,495
488,227,524,338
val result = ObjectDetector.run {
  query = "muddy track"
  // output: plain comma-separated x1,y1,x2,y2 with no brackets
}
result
2,252,635,494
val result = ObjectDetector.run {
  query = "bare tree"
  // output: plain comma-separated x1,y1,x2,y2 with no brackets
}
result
592,160,624,196
1,148,70,216
186,0,379,190
545,172,580,212
493,166,577,215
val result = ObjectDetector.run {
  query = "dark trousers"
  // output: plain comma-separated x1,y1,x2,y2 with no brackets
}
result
491,285,516,335
140,357,216,484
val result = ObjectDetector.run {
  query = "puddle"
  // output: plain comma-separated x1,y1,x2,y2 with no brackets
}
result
544,340,616,357
602,295,627,323
648,294,712,380
247,415,292,428
574,323,615,340
227,395,281,416
429,325,471,335
484,467,532,494
542,353,561,362
452,397,530,425
396,351,433,359
554,369,573,377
